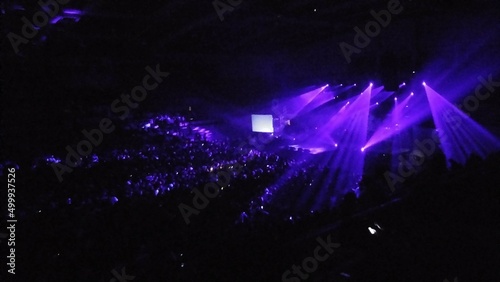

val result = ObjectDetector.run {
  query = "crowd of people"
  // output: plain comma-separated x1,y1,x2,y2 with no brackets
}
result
5,111,500,281
25,113,294,212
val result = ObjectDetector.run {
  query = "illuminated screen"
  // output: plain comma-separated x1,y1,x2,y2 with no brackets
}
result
251,114,274,133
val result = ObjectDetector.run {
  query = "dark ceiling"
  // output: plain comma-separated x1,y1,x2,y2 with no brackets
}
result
4,0,499,89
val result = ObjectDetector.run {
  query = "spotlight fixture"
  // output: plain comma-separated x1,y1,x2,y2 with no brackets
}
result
411,92,414,96
370,82,373,86
422,81,426,86
361,147,365,152
376,102,379,105
394,97,398,101
354,83,357,86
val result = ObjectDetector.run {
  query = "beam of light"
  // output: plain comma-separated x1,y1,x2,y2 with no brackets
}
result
392,92,413,118
261,85,375,213
315,95,360,135
278,85,329,120
364,89,430,150
389,93,415,170
296,87,342,116
371,88,394,104
270,86,373,213
290,91,361,150
50,13,81,24
50,16,63,24
63,9,83,15
424,84,500,165
311,86,372,210
371,85,384,98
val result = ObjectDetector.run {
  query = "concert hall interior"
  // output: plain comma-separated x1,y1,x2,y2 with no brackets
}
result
3,0,500,281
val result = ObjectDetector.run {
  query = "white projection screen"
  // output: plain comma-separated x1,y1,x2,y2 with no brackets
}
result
251,114,274,133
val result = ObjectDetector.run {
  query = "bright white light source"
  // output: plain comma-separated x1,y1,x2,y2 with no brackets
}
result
368,227,377,234
251,114,274,133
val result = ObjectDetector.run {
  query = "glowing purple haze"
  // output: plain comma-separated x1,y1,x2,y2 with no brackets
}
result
424,84,500,164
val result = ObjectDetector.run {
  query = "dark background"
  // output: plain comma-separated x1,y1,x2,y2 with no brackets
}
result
1,1,500,281
2,0,500,164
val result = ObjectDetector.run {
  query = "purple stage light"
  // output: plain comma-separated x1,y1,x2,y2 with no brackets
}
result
361,147,365,152
365,88,432,149
63,9,82,15
411,92,414,96
370,82,373,87
50,16,63,24
301,84,372,210
50,9,82,24
422,82,426,86
274,85,329,120
424,84,500,165
394,97,397,101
